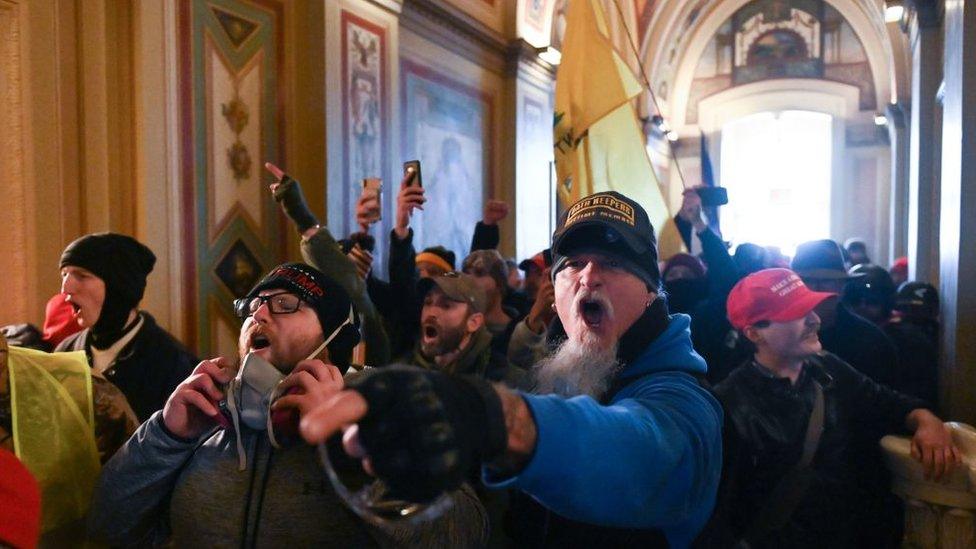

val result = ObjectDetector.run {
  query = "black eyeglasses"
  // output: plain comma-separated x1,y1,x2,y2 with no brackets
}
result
234,292,303,319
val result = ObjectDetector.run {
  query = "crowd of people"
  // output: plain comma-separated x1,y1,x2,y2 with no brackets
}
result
0,162,955,549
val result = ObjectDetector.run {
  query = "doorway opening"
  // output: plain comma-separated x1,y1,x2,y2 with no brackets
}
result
720,110,833,257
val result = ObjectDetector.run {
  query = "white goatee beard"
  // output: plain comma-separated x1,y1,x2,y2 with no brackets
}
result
532,334,621,399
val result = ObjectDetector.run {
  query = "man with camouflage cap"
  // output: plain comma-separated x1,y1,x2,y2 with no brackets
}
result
406,272,516,385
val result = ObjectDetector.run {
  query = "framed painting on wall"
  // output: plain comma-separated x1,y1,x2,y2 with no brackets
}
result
400,59,493,266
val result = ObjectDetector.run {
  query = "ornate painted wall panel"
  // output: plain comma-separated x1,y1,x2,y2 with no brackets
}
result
400,59,494,266
340,9,390,278
180,0,285,357
686,0,877,123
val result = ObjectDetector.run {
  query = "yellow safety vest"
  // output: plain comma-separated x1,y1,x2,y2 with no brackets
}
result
8,345,100,533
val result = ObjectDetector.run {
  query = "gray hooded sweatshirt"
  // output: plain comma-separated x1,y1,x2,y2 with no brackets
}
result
88,412,488,548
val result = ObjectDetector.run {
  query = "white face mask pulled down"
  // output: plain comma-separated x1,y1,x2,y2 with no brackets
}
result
223,306,354,470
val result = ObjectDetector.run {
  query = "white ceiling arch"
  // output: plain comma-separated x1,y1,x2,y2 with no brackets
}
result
636,0,901,130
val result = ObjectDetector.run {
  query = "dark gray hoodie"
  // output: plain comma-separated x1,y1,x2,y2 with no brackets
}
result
88,412,488,548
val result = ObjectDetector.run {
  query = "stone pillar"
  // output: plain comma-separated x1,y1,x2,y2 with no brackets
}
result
906,2,944,285
509,40,556,261
938,0,976,424
887,103,909,265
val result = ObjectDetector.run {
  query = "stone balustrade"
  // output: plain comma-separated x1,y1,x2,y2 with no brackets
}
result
881,423,976,548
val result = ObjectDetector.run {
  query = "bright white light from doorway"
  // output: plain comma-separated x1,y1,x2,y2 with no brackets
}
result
884,5,905,23
539,47,562,65
720,110,833,258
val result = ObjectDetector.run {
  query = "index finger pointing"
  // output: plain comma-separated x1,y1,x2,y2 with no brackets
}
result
300,390,368,445
265,162,285,181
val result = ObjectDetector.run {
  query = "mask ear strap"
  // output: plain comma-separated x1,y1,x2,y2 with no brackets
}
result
303,305,355,362
270,306,356,448
225,380,248,470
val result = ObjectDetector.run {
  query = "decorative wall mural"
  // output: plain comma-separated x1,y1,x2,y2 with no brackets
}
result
341,10,388,276
687,0,876,123
550,0,568,50
524,0,550,33
732,0,822,84
181,0,285,356
401,60,492,265
214,239,262,297
221,97,252,180
747,29,809,64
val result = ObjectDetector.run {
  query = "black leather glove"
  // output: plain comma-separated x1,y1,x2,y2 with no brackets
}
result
347,365,508,502
272,175,320,233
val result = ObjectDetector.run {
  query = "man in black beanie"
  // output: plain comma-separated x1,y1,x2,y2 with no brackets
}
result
56,233,197,422
88,261,488,547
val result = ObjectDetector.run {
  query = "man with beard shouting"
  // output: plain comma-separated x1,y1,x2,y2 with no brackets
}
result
407,271,517,385
301,191,724,548
88,263,488,548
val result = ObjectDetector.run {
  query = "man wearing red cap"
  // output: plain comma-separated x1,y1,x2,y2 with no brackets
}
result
708,268,957,548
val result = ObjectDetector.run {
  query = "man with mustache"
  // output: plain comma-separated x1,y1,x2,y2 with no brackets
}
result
88,263,488,548
301,191,724,548
407,272,512,383
709,268,957,548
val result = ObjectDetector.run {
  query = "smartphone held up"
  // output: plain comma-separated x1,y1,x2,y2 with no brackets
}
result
403,160,423,187
360,178,382,224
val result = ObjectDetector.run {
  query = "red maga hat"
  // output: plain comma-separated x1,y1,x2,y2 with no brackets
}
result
727,268,835,330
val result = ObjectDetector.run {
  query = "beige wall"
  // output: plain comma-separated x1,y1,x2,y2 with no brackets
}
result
4,0,553,346
2,0,137,328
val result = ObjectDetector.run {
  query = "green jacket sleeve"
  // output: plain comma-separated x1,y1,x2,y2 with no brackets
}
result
301,228,391,366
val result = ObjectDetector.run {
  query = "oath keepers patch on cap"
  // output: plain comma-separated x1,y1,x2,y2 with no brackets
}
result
564,193,637,229
550,191,661,290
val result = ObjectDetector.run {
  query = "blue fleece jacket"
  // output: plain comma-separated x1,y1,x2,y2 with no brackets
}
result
484,314,723,548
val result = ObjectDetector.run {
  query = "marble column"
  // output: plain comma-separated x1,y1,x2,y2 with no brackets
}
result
938,0,976,424
906,2,944,285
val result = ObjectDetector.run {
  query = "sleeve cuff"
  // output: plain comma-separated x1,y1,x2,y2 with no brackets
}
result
151,411,208,447
481,393,563,490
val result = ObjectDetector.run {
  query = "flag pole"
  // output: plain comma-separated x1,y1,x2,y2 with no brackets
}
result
609,0,690,191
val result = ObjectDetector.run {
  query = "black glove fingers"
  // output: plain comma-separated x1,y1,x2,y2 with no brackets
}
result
272,176,319,232
345,365,508,503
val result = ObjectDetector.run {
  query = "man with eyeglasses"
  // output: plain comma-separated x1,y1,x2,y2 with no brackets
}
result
300,192,724,547
705,268,957,548
89,262,488,548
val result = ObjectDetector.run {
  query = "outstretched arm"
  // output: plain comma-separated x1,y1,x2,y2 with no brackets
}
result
299,369,722,530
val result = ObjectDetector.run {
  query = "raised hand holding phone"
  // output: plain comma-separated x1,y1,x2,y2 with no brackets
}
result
394,162,426,240
356,179,382,231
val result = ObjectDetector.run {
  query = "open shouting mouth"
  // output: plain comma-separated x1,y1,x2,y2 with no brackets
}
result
422,323,440,342
249,331,271,351
579,297,607,328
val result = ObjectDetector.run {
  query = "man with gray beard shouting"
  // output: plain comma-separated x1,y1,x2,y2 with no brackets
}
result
301,191,724,548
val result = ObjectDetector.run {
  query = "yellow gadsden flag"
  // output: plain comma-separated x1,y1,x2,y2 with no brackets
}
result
553,0,684,258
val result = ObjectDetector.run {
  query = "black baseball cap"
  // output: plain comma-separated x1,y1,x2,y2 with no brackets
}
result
551,191,661,290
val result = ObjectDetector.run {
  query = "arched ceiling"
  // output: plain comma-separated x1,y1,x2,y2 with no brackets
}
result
536,0,908,130
631,0,909,129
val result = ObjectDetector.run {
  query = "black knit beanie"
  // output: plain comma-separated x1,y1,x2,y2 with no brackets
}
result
241,263,361,371
60,233,156,345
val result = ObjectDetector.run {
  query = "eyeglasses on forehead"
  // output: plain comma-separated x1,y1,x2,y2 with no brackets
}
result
234,292,303,319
